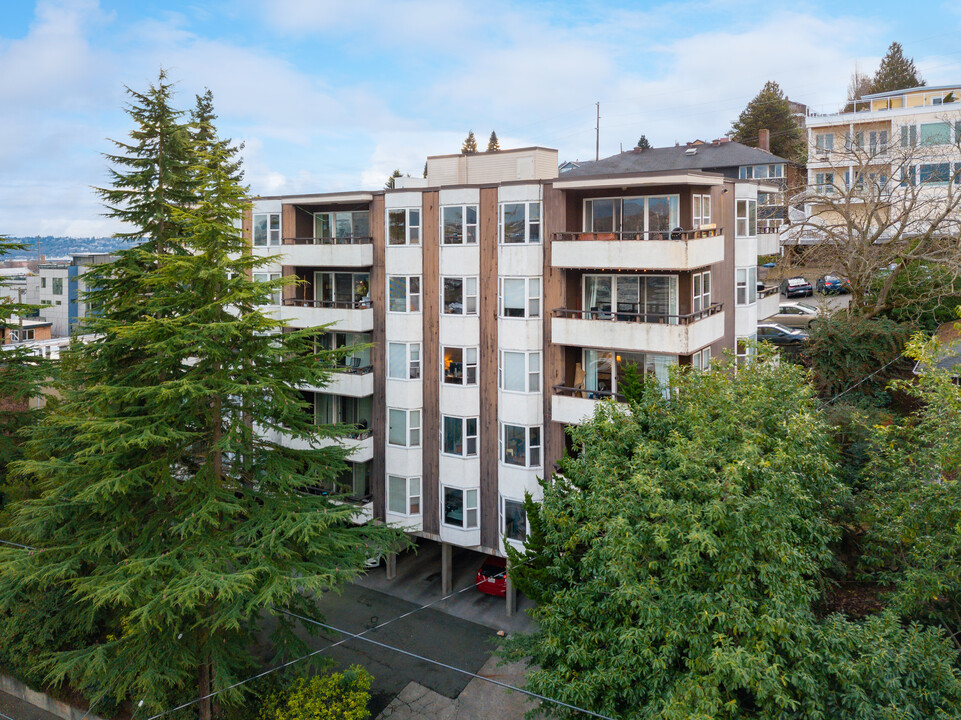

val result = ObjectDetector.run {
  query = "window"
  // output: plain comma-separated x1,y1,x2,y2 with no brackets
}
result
502,498,527,542
317,332,372,371
313,211,370,242
253,212,281,246
253,272,281,305
9,328,34,343
815,133,834,152
900,125,918,148
388,475,421,515
442,205,478,245
736,267,758,305
501,424,541,468
920,163,951,185
51,277,64,295
442,276,478,315
693,194,712,228
388,208,420,245
388,275,421,312
312,393,371,432
499,202,541,243
919,122,952,146
499,350,541,393
869,130,888,154
314,272,369,306
583,350,675,395
40,277,46,289
584,274,679,322
499,277,541,318
388,408,421,447
443,416,478,457
443,347,477,385
693,271,711,313
815,173,835,194
692,347,712,371
443,487,478,528
583,195,679,238
388,342,421,380
735,200,757,237
736,336,756,367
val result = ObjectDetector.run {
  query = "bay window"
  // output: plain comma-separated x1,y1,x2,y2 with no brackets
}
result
443,487,478,529
443,276,478,315
388,408,421,447
253,212,280,246
388,342,421,380
442,205,478,245
443,346,478,385
499,277,540,318
499,350,540,393
501,424,541,468
735,199,757,237
443,416,478,457
387,475,421,515
736,267,758,305
388,208,421,245
502,498,527,542
499,202,541,243
388,275,421,312
253,272,281,305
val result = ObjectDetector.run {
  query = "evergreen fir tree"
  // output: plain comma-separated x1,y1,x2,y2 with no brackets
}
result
385,168,402,189
487,131,500,152
191,88,244,183
461,131,477,154
0,79,404,718
730,81,804,161
423,162,427,179
872,42,925,94
636,135,652,150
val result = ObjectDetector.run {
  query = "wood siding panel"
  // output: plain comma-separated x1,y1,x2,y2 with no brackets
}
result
370,195,386,519
479,187,499,548
543,183,568,474
421,191,440,533
242,205,253,279
713,182,736,353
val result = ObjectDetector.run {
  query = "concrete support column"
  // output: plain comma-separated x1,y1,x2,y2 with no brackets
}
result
505,560,516,618
441,542,452,596
386,552,397,581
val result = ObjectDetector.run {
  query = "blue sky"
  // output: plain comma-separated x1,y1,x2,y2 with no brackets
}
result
1,0,960,236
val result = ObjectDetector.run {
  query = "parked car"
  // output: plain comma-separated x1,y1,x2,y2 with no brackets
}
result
773,301,820,328
476,555,508,597
780,277,813,298
816,274,850,294
757,322,810,346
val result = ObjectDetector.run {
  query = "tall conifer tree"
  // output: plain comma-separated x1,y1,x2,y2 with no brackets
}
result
872,42,925,94
0,78,403,717
730,81,804,161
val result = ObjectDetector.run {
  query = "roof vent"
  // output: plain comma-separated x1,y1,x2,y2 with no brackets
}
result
685,148,697,156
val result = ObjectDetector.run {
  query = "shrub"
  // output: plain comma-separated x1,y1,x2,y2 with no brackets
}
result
259,666,372,720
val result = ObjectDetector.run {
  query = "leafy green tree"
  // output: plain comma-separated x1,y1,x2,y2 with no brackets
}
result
872,41,925,94
505,353,845,718
636,135,651,149
385,169,402,189
461,130,477,154
487,131,500,152
0,78,403,718
730,81,804,161
259,667,372,720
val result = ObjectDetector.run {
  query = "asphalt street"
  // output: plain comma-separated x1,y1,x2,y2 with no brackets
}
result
0,691,61,720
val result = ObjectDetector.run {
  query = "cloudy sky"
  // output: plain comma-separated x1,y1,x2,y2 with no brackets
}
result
1,0,960,237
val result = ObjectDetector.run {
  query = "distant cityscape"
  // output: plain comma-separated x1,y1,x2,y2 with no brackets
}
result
3,236,134,260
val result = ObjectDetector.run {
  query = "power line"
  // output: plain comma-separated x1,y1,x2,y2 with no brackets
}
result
274,607,620,720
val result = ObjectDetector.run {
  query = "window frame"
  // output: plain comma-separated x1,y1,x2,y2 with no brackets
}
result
442,346,478,386
387,275,421,313
498,276,541,319
499,423,542,468
693,270,711,313
387,475,421,515
388,341,421,380
735,267,758,305
253,212,281,246
735,199,757,237
814,133,834,152
498,350,541,393
442,415,479,457
253,271,282,305
499,201,541,244
443,486,479,529
693,194,712,228
441,204,479,245
583,195,680,238
388,408,421,448
442,276,478,316
501,496,528,543
387,207,421,246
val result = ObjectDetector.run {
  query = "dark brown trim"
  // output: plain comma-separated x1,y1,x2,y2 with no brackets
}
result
479,186,499,548
543,183,567,476
421,191,440,533
370,195,386,520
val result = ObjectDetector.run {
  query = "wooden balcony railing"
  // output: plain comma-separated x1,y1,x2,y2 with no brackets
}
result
552,303,723,325
758,286,779,299
283,298,372,310
553,227,722,242
553,384,626,402
283,236,373,245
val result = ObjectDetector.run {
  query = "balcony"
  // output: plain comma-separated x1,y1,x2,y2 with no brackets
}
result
303,365,374,396
275,428,374,462
281,298,374,332
551,304,724,354
757,286,780,320
279,236,373,268
551,386,624,425
757,228,781,256
551,228,724,271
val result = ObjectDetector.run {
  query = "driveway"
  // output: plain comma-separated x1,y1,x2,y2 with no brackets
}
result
0,691,61,720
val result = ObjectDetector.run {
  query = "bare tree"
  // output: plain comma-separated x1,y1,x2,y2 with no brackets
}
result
785,119,961,319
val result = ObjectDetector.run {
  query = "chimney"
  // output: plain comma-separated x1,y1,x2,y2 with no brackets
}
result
758,128,770,152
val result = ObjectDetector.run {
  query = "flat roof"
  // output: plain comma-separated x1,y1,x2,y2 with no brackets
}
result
426,146,557,160
552,169,727,190
863,84,961,99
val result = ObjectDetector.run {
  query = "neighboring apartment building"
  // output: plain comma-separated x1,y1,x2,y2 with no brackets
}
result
245,146,773,610
794,84,961,245
23,253,116,336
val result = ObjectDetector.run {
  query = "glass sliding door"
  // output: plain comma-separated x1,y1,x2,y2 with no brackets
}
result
647,196,679,239
643,276,678,324
615,276,640,318
584,275,612,317
584,350,613,394
586,199,620,233
622,198,645,238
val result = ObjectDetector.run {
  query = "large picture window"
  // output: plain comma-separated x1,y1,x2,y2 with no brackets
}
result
443,416,478,457
388,475,421,515
442,205,478,245
313,210,370,242
583,195,679,239
499,202,540,243
443,347,477,385
499,277,540,318
443,487,478,528
582,350,675,395
388,408,421,447
314,272,369,306
499,350,540,393
388,208,421,245
442,276,478,315
583,274,679,323
388,342,421,380
253,212,281,246
500,424,541,468
388,275,421,313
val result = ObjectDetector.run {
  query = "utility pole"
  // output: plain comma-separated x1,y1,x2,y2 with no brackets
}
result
595,102,600,161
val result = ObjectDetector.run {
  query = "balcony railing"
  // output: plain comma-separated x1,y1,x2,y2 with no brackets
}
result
553,384,626,402
333,362,374,375
758,286,779,299
283,236,373,245
553,227,722,242
552,303,723,325
283,298,372,310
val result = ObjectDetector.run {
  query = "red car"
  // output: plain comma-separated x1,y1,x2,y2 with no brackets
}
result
476,555,508,597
